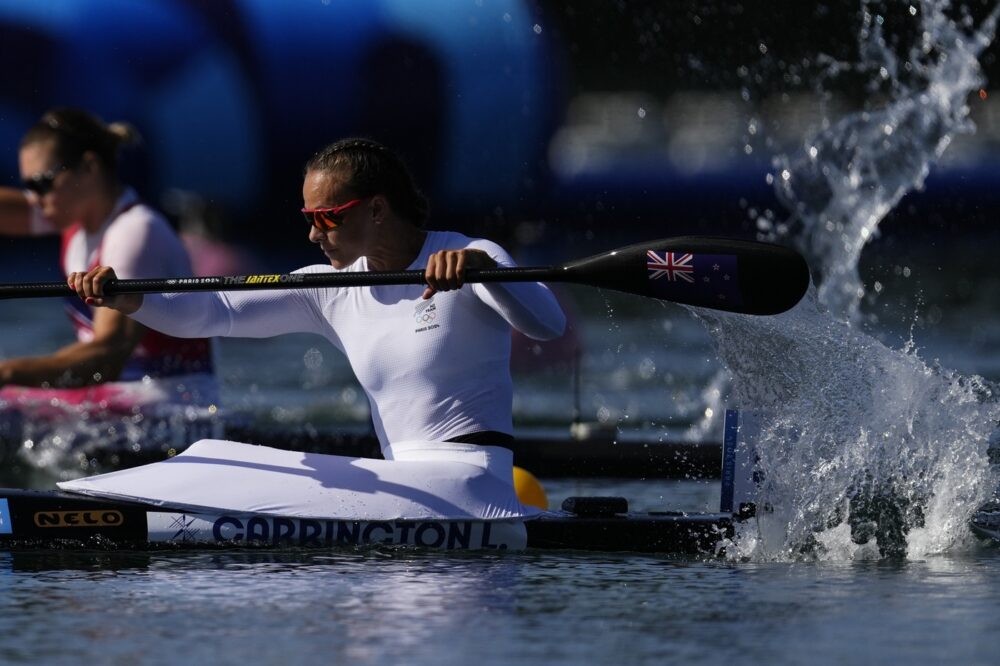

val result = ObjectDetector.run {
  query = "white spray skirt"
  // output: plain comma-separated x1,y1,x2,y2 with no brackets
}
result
58,439,541,521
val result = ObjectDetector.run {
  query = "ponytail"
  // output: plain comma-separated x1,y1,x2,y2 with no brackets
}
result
21,107,141,173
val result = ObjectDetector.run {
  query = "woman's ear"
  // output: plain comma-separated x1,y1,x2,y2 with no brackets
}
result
370,195,386,224
80,151,101,175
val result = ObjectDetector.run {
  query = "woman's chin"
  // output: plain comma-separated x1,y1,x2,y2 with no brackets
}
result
324,250,350,269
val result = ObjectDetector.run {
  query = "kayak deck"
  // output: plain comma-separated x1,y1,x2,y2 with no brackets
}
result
0,411,758,556
0,488,735,555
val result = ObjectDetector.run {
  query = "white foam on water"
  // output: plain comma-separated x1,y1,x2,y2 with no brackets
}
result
687,2,1000,560
1,399,222,481
698,293,999,560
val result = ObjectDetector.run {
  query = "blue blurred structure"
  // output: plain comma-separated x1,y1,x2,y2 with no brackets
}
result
0,0,561,259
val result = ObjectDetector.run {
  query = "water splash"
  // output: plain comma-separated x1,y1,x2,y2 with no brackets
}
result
698,294,999,560
761,0,1000,323
0,399,222,484
702,1,1000,559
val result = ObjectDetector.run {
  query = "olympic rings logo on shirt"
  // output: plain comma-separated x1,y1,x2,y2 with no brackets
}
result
414,299,438,324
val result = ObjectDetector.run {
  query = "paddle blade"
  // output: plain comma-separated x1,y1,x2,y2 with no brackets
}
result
558,237,810,315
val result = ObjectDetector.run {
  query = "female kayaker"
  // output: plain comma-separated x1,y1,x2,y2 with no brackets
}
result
71,137,565,451
0,107,217,411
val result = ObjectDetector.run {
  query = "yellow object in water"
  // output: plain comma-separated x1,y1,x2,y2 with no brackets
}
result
513,466,548,510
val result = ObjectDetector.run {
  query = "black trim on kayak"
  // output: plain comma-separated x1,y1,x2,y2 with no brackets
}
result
0,489,152,543
0,488,735,555
0,427,723,480
524,512,733,554
209,426,725,479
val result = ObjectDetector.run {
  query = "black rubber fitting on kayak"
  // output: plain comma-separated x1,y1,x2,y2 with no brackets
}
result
561,496,629,517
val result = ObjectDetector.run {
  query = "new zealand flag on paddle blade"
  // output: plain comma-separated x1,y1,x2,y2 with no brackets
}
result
645,251,742,307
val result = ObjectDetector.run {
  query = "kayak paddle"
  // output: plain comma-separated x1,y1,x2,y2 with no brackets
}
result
0,236,810,316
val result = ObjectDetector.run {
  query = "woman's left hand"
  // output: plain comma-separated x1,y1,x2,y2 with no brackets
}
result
423,249,497,299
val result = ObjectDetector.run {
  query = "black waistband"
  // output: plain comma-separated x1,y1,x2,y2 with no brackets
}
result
446,431,514,445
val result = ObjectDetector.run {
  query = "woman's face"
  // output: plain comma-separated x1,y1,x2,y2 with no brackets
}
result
302,168,375,269
18,140,92,228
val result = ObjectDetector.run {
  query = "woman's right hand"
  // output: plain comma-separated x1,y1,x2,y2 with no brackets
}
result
68,266,144,315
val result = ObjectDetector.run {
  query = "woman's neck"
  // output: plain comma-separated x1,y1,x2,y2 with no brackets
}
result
366,222,427,272
80,181,125,234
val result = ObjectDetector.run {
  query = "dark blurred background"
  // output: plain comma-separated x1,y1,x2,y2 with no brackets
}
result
1,0,998,277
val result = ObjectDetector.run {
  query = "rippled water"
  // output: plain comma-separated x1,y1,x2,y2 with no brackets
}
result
0,474,998,666
2,534,999,666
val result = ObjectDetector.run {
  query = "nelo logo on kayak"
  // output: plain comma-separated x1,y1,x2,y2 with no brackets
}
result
33,510,125,528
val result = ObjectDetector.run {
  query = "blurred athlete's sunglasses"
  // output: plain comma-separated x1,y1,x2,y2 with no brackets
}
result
301,198,367,230
22,164,72,196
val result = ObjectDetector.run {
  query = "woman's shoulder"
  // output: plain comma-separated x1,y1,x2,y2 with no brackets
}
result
107,195,174,238
99,193,189,270
293,263,337,275
428,230,513,266
430,230,506,253
292,260,367,277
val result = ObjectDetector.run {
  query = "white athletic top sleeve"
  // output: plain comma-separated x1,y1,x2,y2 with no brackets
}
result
133,231,566,448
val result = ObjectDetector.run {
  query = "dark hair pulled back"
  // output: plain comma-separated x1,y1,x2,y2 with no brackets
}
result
20,107,140,174
305,138,429,227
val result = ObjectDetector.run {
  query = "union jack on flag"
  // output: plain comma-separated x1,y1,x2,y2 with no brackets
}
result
647,251,695,283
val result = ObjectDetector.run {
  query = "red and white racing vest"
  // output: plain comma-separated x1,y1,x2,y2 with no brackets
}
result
59,193,213,381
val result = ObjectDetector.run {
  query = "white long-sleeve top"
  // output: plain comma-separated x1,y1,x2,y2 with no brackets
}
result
133,231,566,449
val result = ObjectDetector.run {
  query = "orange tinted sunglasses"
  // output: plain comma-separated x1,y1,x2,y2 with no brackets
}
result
301,198,367,230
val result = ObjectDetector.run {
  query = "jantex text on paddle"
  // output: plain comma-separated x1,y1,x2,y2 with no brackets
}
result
165,274,308,286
